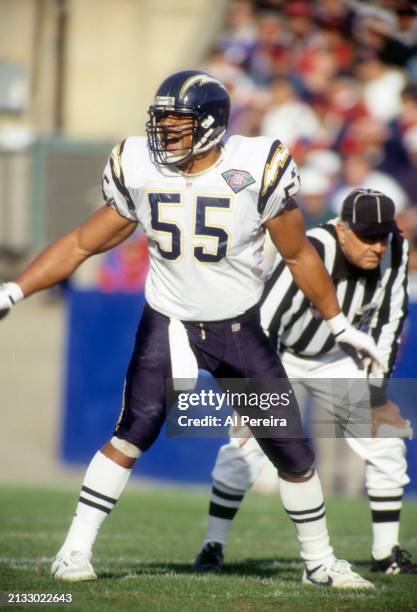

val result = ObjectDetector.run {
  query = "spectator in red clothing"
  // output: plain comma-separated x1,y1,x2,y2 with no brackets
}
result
97,232,149,293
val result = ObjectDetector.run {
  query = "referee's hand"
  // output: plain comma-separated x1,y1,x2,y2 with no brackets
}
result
371,400,413,438
326,313,383,371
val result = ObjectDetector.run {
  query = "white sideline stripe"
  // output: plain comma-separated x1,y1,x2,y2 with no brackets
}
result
120,572,263,582
1,531,63,539
0,556,154,565
0,554,311,566
0,532,145,542
0,557,52,570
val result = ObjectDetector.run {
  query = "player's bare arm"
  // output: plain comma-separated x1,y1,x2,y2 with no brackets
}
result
16,205,137,297
265,204,340,321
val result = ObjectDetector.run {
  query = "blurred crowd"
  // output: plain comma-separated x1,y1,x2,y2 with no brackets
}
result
202,0,417,280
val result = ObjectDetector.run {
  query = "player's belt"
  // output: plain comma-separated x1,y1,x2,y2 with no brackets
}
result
186,303,260,328
148,302,261,328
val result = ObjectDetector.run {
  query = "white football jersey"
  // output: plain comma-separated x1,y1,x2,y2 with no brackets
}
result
102,135,300,321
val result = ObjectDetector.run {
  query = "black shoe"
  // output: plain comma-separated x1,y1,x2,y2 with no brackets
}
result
193,542,224,572
371,546,417,574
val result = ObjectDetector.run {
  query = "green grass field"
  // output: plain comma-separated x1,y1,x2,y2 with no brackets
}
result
0,484,416,611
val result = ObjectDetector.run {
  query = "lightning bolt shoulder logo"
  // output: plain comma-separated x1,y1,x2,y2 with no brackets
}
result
108,139,137,217
258,140,292,213
261,143,289,197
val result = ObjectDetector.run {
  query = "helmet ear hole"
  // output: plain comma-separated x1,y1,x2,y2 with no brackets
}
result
146,70,230,167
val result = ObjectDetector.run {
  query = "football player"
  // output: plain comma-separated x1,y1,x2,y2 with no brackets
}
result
0,70,382,588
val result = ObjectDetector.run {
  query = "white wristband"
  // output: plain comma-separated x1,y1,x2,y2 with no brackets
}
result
326,312,348,337
3,282,24,304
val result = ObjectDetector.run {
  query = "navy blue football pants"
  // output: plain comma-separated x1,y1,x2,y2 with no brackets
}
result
113,304,314,475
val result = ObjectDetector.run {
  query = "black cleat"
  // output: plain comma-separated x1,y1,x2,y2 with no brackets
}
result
193,542,224,572
371,546,417,574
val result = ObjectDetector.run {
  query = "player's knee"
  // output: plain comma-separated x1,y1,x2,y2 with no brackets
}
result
110,436,142,459
114,403,166,452
213,438,267,490
279,467,315,482
261,439,314,476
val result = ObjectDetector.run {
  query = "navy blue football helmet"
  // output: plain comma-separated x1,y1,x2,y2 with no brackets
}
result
146,70,230,167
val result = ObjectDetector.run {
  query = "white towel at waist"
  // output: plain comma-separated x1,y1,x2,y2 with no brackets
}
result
168,318,198,391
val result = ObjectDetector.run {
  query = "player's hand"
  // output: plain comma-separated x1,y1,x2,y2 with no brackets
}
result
371,400,413,438
326,313,383,372
0,282,24,319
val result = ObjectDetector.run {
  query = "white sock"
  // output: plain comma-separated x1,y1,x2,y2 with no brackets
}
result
204,516,233,547
368,487,402,559
60,451,132,555
203,481,245,547
279,471,335,570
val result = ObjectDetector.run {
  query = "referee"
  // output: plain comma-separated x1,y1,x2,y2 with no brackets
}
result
195,188,417,575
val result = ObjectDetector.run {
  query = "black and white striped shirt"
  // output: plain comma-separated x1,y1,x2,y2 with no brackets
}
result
260,220,408,399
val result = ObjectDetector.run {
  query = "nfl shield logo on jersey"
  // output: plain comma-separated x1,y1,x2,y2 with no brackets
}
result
222,169,255,193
